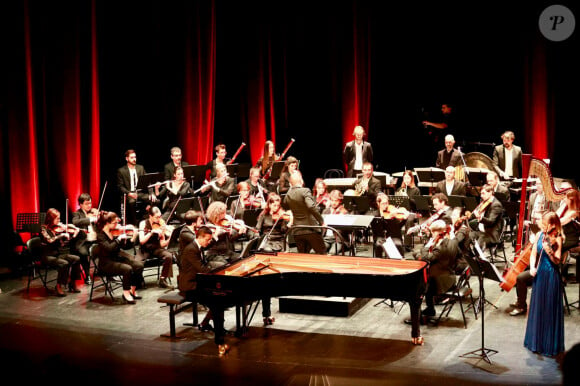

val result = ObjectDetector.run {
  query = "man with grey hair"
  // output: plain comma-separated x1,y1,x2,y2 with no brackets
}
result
436,134,462,170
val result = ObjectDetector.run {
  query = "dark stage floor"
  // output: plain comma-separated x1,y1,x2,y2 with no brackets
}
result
1,240,579,386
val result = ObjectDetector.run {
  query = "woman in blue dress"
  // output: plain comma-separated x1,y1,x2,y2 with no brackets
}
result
524,211,565,357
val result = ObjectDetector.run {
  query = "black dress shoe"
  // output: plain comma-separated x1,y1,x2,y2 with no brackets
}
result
68,284,81,293
130,292,142,300
198,323,214,332
122,294,136,304
404,318,425,325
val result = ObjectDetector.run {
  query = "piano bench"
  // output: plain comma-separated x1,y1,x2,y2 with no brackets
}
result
157,292,199,339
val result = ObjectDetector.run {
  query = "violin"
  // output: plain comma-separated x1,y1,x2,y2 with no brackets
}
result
271,210,291,222
381,205,409,220
53,223,80,235
148,219,173,238
243,195,264,209
110,224,135,237
212,215,259,234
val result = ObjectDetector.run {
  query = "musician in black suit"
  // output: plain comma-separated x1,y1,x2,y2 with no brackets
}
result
343,125,373,177
206,144,227,179
72,193,98,284
435,166,466,197
492,130,523,179
486,171,510,203
163,146,189,180
353,162,382,213
469,184,504,248
177,226,216,331
435,135,462,170
283,171,326,254
116,149,149,226
409,220,458,320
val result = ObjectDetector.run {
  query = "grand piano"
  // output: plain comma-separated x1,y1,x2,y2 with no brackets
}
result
196,252,428,350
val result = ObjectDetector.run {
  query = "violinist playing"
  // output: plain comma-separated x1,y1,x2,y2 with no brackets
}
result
256,193,292,252
155,166,193,222
40,208,83,296
96,211,144,304
138,206,175,289
468,184,504,250
371,193,409,258
407,220,458,323
313,178,331,213
321,189,350,254
523,211,565,357
72,193,99,284
395,171,422,251
230,181,266,221
205,201,251,266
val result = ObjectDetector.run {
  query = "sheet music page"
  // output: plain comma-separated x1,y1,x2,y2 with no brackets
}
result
383,237,403,259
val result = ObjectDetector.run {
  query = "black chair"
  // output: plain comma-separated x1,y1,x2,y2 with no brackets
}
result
434,266,477,328
25,236,57,292
485,218,508,266
323,169,344,179
89,244,123,302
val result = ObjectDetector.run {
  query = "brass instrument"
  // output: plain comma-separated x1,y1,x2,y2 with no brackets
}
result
354,177,369,196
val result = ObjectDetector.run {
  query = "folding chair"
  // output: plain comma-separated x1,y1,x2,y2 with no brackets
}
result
25,236,57,292
434,266,477,328
89,244,123,301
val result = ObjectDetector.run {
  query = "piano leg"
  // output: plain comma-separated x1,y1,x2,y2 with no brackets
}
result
409,297,424,345
211,306,230,355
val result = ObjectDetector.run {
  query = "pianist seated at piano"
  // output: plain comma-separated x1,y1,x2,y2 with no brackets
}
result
370,193,409,258
322,189,350,254
407,220,458,323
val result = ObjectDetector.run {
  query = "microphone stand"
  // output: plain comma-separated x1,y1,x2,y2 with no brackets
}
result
457,146,470,185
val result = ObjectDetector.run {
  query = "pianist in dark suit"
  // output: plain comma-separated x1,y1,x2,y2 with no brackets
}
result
283,171,327,254
435,166,466,197
411,220,458,319
117,149,149,226
177,226,217,333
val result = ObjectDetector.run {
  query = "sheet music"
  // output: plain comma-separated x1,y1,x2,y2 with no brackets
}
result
383,237,403,260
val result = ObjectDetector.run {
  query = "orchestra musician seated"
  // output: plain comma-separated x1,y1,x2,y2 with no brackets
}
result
244,167,268,201
406,220,458,324
155,166,193,223
407,193,453,247
72,192,99,284
199,163,235,204
313,178,331,213
348,162,382,214
322,189,350,254
277,156,299,195
395,170,421,250
96,211,144,304
40,208,83,296
436,166,466,197
230,181,266,221
467,184,504,251
371,193,410,258
138,206,175,289
256,193,292,253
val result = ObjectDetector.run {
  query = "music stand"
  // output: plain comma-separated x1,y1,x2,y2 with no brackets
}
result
16,212,46,235
343,196,371,214
137,172,164,191
387,195,410,210
459,245,504,365
414,167,445,188
172,197,195,221
183,165,209,186
269,161,286,180
448,195,465,209
236,163,251,180
242,208,261,228
226,164,239,180
192,196,210,212
464,196,478,212
465,167,489,187
413,195,432,213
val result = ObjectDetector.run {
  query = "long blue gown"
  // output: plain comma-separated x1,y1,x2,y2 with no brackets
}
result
524,232,565,356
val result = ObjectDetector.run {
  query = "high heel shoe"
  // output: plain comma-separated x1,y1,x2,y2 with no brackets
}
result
122,294,136,304
55,284,67,297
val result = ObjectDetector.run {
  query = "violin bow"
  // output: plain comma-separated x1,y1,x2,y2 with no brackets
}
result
165,195,182,224
197,196,208,225
97,181,108,212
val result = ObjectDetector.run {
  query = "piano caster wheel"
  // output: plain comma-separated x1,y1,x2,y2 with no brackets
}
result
218,344,230,356
263,317,275,326
412,336,424,346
